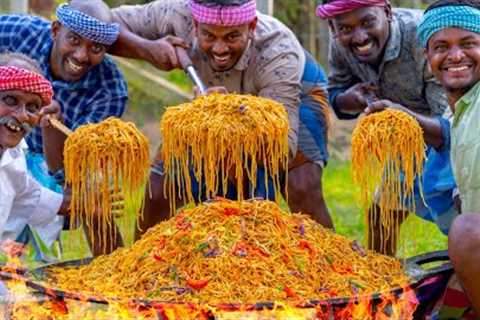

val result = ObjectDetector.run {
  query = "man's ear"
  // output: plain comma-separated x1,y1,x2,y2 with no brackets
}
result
327,20,337,39
384,4,393,22
424,48,433,74
51,21,61,40
248,17,257,38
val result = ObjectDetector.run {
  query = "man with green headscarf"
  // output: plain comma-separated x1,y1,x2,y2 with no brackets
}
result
417,0,480,314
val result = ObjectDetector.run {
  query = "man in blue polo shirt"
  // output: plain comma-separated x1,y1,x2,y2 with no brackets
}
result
0,0,128,258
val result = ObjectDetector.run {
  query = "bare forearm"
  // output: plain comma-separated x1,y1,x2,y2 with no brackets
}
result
42,126,66,172
58,192,70,216
399,108,444,149
109,26,151,61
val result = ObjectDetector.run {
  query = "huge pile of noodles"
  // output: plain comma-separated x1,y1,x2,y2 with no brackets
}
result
160,93,289,206
64,117,150,252
351,109,426,250
46,199,410,304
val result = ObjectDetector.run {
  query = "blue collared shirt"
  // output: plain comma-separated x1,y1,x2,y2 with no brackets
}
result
0,14,128,154
413,113,457,235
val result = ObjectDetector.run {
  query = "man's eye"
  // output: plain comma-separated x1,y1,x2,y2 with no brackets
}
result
362,20,374,28
339,26,352,34
26,103,40,114
203,32,215,41
463,41,478,49
227,34,240,42
68,35,79,44
2,95,17,106
91,44,106,54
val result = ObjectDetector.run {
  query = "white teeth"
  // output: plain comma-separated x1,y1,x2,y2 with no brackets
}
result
67,59,83,72
5,123,21,132
213,55,229,63
356,42,373,52
448,66,469,72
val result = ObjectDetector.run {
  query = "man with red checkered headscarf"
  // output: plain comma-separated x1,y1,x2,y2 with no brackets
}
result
110,0,334,239
0,65,70,242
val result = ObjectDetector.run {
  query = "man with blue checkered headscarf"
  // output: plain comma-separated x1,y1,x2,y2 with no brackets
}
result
0,0,128,259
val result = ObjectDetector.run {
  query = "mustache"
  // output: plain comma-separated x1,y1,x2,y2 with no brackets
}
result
0,116,32,133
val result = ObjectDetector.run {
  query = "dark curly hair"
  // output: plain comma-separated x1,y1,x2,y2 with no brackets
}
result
426,0,480,12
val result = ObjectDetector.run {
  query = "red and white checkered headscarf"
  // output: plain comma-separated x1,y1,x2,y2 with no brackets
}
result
190,0,257,26
0,66,53,106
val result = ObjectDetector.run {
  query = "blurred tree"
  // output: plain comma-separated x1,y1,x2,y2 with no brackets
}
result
29,0,55,16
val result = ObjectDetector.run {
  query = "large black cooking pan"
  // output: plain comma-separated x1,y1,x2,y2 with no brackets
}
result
0,250,453,318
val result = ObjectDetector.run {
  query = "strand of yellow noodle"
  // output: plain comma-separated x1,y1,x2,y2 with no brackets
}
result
64,117,150,253
47,199,410,304
351,109,426,253
160,93,290,212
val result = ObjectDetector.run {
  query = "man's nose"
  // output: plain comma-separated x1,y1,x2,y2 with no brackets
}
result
72,45,89,64
13,105,29,123
212,40,229,55
448,45,467,63
352,28,369,44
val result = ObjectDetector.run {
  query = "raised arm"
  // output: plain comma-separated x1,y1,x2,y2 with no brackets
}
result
110,1,188,70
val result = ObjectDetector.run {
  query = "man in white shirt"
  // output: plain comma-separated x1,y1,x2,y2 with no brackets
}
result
0,64,69,247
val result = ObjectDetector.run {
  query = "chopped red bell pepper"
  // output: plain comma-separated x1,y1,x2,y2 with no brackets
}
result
298,239,316,258
224,207,241,216
152,253,164,262
284,285,300,299
186,278,209,290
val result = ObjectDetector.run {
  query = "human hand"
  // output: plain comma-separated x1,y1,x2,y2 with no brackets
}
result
194,86,228,98
38,100,62,128
335,83,378,114
144,35,188,71
0,240,26,258
110,192,125,218
60,187,124,218
364,99,408,115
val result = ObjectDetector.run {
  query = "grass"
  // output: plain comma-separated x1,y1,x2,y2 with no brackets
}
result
323,160,448,258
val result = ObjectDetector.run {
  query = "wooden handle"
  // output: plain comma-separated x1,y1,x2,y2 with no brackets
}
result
174,46,193,70
48,116,72,136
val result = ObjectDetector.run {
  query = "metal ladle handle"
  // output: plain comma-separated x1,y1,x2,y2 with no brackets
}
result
175,47,208,95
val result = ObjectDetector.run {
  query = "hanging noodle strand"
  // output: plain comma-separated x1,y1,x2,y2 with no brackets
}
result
64,117,150,253
351,109,426,252
160,93,290,211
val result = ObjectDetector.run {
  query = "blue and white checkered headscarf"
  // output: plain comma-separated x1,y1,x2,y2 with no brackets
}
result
56,3,120,46
418,5,480,48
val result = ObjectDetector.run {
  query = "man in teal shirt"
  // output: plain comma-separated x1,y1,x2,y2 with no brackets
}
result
418,0,480,314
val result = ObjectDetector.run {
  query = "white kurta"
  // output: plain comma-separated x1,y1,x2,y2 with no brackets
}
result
0,141,63,245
